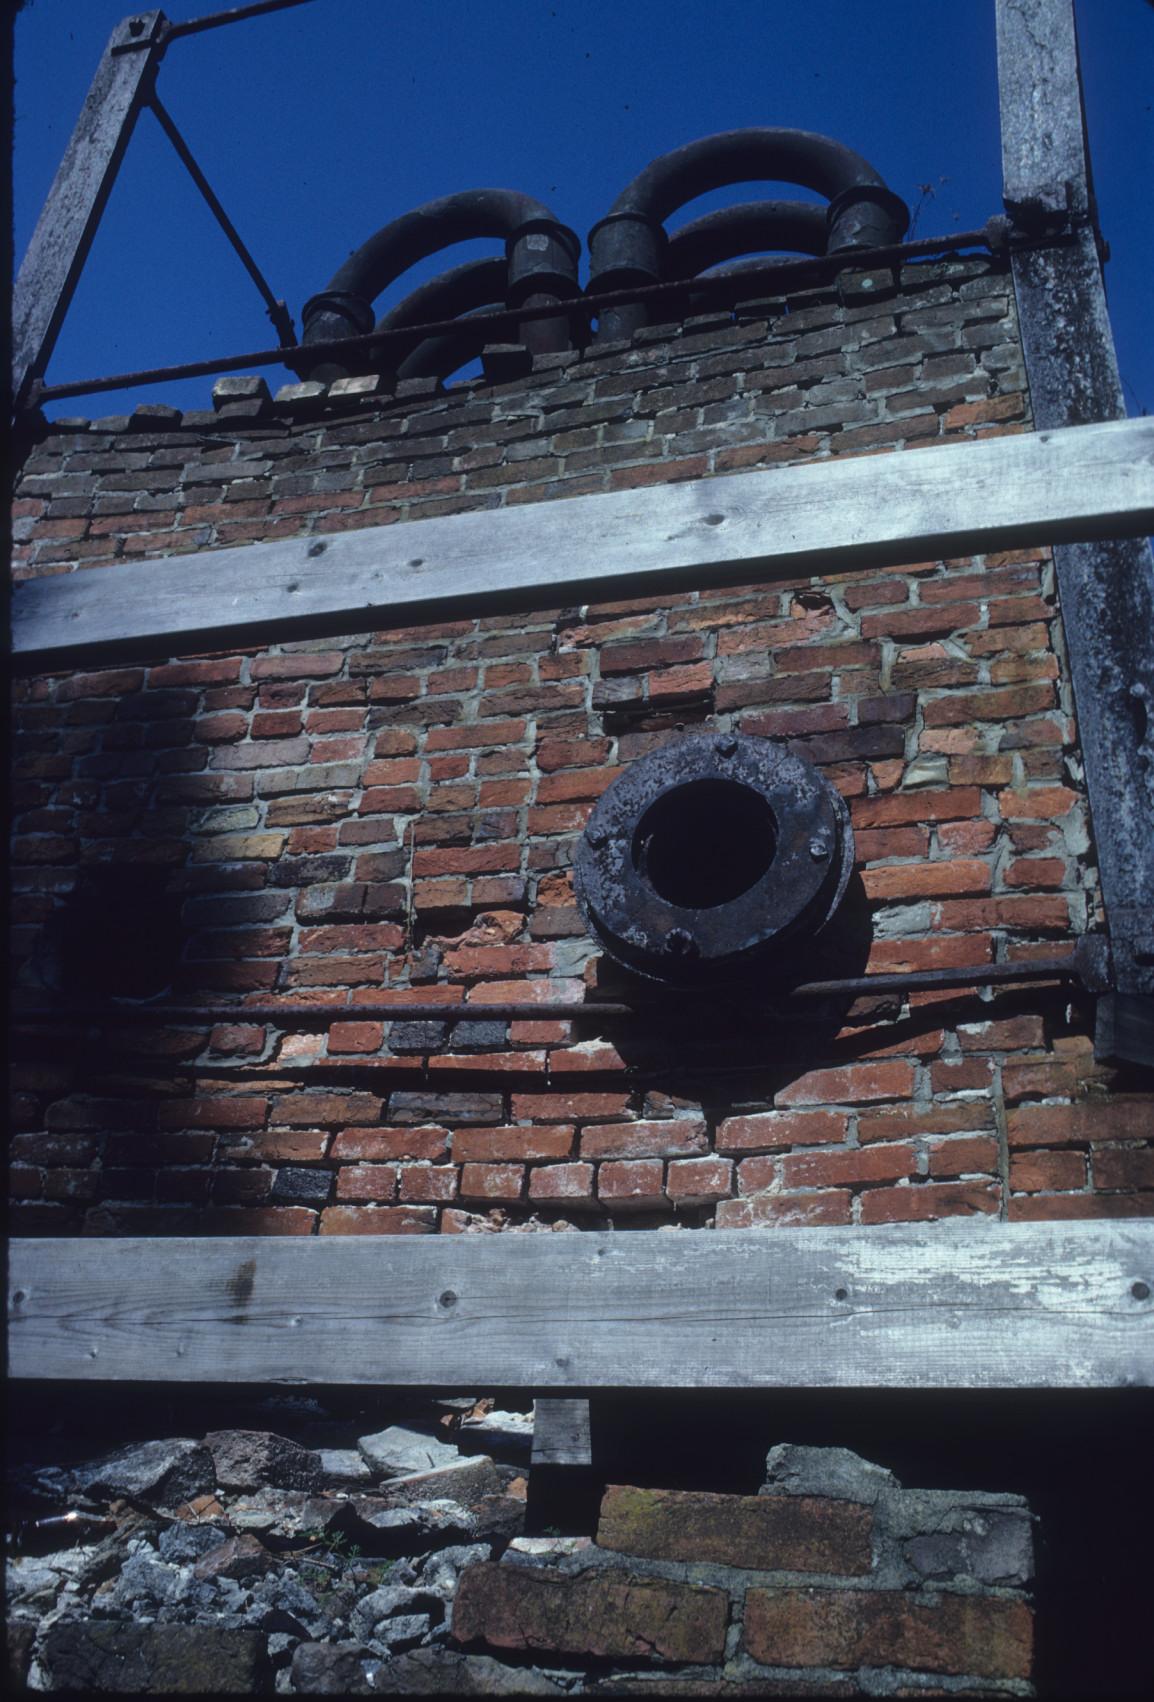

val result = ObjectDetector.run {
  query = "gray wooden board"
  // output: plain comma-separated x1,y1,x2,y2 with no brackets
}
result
11,13,166,405
996,0,1088,226
8,1221,1152,1390
532,1399,593,1468
13,416,1154,667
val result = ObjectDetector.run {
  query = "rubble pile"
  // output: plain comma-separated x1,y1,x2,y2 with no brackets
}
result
7,1394,544,1694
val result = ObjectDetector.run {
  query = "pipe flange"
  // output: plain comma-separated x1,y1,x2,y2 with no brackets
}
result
826,184,910,252
573,732,853,985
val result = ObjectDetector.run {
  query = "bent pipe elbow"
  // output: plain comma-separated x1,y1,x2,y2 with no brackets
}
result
300,190,579,379
664,200,830,279
375,257,507,381
589,129,907,337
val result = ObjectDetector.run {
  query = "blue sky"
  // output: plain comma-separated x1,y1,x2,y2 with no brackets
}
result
13,0,1153,419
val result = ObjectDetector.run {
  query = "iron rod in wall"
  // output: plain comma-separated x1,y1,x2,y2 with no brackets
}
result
9,951,1092,1028
26,226,1005,406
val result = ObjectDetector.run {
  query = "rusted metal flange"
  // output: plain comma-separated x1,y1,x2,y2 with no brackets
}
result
572,731,854,985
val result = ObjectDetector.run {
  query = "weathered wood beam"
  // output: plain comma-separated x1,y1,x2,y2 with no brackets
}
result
8,1222,1152,1390
532,1400,594,1469
12,12,168,409
997,0,1154,1055
11,415,1154,667
13,414,1154,668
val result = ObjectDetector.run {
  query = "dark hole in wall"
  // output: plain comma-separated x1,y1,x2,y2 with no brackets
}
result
49,867,185,1001
632,778,777,909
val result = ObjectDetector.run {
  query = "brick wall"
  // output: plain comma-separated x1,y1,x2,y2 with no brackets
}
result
452,1444,1035,1693
10,254,1154,1235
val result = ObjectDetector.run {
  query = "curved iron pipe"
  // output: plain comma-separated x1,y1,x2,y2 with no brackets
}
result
665,199,829,279
300,189,579,379
606,127,902,226
399,308,504,383
373,257,506,380
589,128,907,338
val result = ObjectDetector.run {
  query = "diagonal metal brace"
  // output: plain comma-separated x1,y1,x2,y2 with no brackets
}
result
147,94,295,346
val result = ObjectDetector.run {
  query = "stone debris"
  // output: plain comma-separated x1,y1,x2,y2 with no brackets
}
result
204,1431,323,1493
69,1438,214,1509
316,1449,374,1487
356,1425,462,1477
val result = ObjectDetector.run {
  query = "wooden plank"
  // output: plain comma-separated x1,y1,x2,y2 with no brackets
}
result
997,0,1154,1043
8,1222,1152,1390
12,12,167,407
532,1399,593,1468
12,415,1154,668
996,0,1088,227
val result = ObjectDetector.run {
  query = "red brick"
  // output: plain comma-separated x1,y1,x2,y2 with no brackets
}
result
459,1163,525,1201
328,1021,385,1054
398,1165,459,1202
453,1126,574,1162
1007,1101,1152,1148
580,1117,708,1160
861,602,981,641
927,1135,1000,1178
744,1587,1032,1679
1004,856,1067,889
331,1127,448,1162
931,1058,993,1095
598,1159,666,1211
1001,1058,1078,1103
452,1563,727,1663
512,1092,631,1121
1092,1146,1154,1191
208,1024,266,1057
861,858,991,900
271,1092,383,1127
335,1164,398,1202
997,786,1081,821
319,1205,437,1234
716,1191,852,1228
957,1016,1046,1051
667,1157,734,1205
776,1062,915,1107
859,1182,1000,1223
717,1110,848,1154
852,789,981,829
1008,1192,1153,1221
780,1142,916,1190
528,1162,597,1207
597,1484,871,1573
1009,1150,1085,1193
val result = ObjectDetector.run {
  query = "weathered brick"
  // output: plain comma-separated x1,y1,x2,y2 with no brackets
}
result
598,1159,667,1211
318,1205,437,1234
744,1586,1032,1678
776,1062,915,1107
453,1125,573,1162
580,1117,708,1160
716,1110,849,1153
452,1563,727,1663
1008,1101,1152,1147
598,1484,872,1573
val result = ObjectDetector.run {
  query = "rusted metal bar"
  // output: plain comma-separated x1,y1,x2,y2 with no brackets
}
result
147,94,295,345
162,0,317,39
8,947,1098,1029
26,225,1005,407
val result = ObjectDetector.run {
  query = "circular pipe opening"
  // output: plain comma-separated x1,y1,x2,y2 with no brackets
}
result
632,779,777,910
